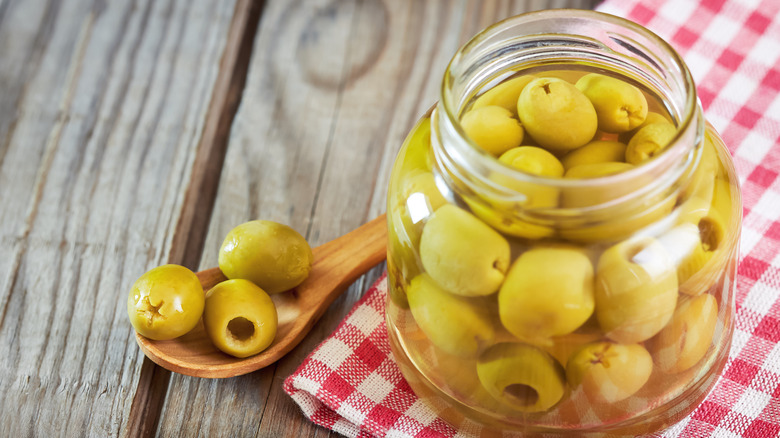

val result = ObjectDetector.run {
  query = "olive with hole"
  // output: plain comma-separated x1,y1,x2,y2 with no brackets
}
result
476,343,566,412
203,279,278,358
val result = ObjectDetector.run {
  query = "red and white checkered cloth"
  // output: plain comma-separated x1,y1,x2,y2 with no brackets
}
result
283,0,780,436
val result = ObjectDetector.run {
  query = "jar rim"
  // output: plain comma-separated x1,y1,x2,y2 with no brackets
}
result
438,8,700,196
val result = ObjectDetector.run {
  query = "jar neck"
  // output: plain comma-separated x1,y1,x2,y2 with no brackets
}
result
431,9,704,222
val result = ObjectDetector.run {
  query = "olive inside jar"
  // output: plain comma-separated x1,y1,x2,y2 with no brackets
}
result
385,9,741,436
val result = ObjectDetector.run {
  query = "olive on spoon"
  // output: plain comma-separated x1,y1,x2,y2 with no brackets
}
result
135,214,387,378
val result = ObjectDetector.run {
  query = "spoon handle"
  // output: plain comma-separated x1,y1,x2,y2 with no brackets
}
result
296,213,388,316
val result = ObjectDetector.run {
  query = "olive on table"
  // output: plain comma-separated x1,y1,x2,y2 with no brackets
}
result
203,279,278,358
127,264,205,340
219,220,313,294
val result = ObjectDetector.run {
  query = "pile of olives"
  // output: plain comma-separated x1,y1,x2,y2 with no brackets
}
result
387,70,735,420
127,220,313,358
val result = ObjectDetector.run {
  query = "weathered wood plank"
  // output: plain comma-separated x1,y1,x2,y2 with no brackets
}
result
0,0,237,435
158,0,598,437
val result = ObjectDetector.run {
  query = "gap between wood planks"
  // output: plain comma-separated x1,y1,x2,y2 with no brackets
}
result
125,0,265,436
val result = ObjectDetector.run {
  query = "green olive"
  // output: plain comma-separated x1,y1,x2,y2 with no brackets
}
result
477,343,566,412
461,106,524,156
499,146,564,177
649,294,718,373
498,246,594,340
472,75,535,114
517,77,598,152
419,204,510,297
407,274,495,357
575,73,648,133
127,264,205,340
566,342,653,403
595,236,678,343
618,111,672,143
625,122,677,164
203,279,277,358
561,140,628,171
218,220,313,294
561,161,635,210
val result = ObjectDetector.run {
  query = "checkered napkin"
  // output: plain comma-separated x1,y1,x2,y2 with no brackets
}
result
283,0,780,436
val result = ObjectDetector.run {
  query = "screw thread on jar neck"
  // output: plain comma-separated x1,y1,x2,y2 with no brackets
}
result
431,9,704,224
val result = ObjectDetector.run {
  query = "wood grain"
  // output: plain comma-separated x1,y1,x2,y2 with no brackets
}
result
156,0,599,437
0,0,237,436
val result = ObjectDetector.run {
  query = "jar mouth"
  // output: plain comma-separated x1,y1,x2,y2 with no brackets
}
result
438,9,700,207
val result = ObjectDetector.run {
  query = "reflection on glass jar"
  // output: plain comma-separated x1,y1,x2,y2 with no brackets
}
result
385,9,741,436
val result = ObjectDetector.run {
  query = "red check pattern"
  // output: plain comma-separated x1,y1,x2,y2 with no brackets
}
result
284,0,780,436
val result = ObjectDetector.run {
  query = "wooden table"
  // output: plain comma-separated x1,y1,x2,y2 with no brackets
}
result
0,0,598,436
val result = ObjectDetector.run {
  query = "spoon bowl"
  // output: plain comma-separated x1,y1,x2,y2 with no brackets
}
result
136,214,387,378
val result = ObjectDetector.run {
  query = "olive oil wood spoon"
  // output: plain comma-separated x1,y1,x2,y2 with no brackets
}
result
135,214,387,378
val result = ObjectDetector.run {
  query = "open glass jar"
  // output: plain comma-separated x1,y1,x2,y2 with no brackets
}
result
385,9,741,436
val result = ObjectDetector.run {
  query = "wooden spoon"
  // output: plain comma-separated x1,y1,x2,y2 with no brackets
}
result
136,214,387,378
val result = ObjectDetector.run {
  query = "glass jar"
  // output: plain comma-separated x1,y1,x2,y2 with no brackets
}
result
385,9,741,436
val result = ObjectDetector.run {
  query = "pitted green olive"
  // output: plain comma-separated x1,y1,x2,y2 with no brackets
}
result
499,146,564,177
498,246,594,340
419,205,510,297
461,106,524,156
595,236,678,343
618,111,672,143
575,73,648,133
566,342,653,403
127,264,205,340
472,75,535,114
407,274,495,357
219,220,313,294
650,294,718,373
561,141,627,171
625,122,677,164
517,77,598,152
477,343,566,412
203,279,277,358
564,162,634,180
